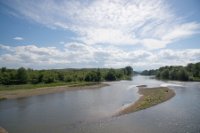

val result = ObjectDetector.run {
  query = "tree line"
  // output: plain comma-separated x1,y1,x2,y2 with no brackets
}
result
141,62,200,81
0,66,133,85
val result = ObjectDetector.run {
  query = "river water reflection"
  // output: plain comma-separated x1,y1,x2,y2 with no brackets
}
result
0,75,200,133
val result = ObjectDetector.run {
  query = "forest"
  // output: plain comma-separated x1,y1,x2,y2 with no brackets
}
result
0,66,133,85
141,62,200,81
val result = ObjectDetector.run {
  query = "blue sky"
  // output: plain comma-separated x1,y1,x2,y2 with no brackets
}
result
0,0,200,70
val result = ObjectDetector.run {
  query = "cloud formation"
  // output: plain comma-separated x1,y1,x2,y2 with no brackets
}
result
13,37,24,41
3,0,200,49
0,44,200,70
1,0,200,69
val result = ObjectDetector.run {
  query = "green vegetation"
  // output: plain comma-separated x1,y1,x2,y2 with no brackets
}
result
0,82,107,100
141,62,200,81
0,82,100,91
0,66,133,90
115,87,175,116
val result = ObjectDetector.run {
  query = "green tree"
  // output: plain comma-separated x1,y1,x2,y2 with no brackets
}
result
0,72,11,85
96,69,101,82
64,75,73,82
177,68,189,81
105,69,117,81
85,71,101,82
16,67,28,84
160,69,169,79
124,66,133,76
42,72,57,83
156,71,160,78
169,69,177,80
58,72,65,81
1,67,7,73
186,63,193,72
29,71,40,84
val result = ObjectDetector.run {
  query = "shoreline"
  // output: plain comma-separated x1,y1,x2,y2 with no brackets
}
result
114,86,175,116
0,83,108,100
0,127,8,133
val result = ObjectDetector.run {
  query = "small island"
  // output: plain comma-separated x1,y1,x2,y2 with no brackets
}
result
115,86,175,116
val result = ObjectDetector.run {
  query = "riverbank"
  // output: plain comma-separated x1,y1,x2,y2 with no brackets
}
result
0,83,108,100
0,127,8,133
115,86,175,116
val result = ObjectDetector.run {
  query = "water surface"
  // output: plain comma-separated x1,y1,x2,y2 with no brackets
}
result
0,75,200,133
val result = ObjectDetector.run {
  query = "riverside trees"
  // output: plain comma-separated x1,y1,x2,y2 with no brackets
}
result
0,66,133,85
141,62,200,81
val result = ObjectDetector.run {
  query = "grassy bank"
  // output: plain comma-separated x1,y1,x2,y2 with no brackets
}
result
0,82,107,100
115,87,175,116
0,82,100,91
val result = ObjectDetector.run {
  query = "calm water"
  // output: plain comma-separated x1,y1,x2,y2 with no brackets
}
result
0,75,200,133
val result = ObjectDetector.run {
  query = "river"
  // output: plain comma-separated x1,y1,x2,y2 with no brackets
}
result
0,75,200,133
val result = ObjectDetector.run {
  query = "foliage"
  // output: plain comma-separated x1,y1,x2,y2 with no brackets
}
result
141,69,157,75
124,66,133,76
85,70,101,82
105,69,117,81
16,67,28,84
0,66,133,85
141,62,200,81
0,82,99,91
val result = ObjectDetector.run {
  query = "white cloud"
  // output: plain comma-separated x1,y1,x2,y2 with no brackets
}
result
162,22,200,41
142,39,169,50
79,28,138,45
1,0,200,69
3,0,200,49
13,37,24,41
0,44,200,70
0,44,11,50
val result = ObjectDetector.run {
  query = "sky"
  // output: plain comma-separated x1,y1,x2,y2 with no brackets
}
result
0,0,200,70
